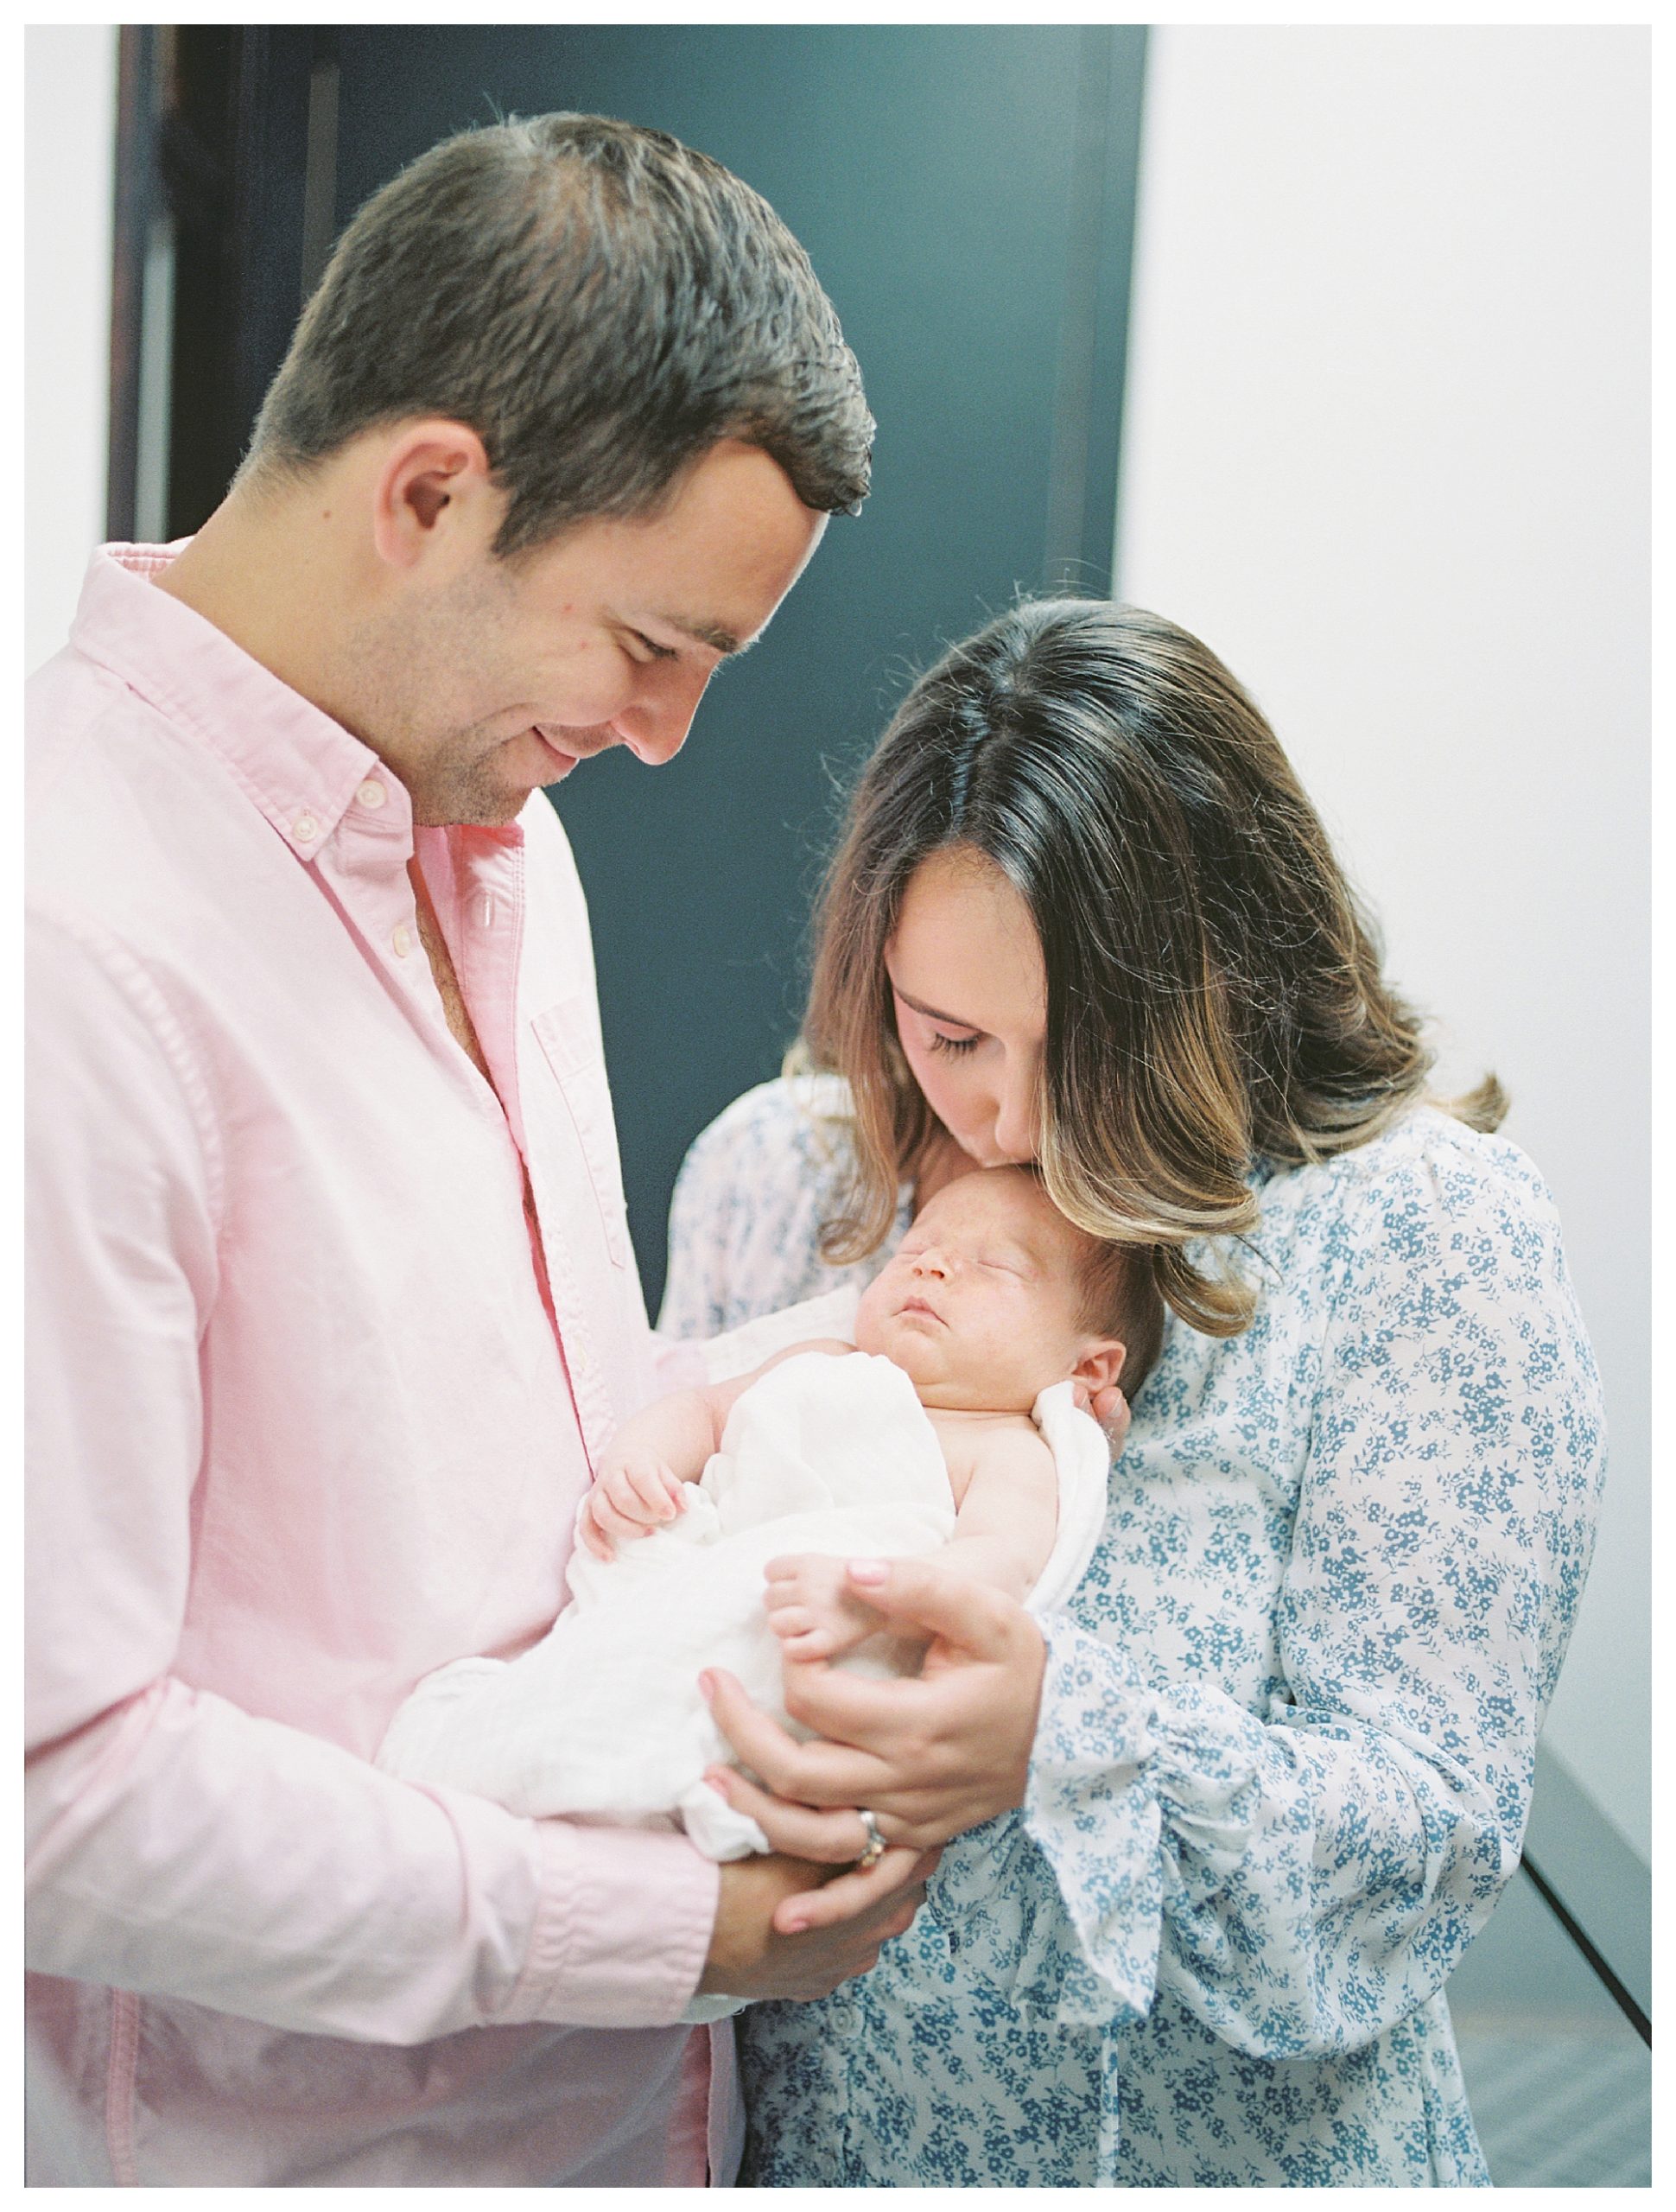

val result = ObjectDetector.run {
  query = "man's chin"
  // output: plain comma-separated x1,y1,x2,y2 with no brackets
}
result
409,727,607,826
411,778,538,830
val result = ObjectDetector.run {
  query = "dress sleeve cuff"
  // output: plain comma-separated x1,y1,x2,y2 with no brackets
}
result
1018,1616,1261,2023
497,1820,719,2029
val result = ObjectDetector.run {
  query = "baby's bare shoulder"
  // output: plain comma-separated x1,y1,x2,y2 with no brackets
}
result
946,1414,1058,1538
971,1413,1056,1476
754,1336,856,1376
928,1408,1053,1484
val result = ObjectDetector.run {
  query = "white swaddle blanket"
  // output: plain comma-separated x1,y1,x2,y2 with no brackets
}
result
377,1287,1111,1868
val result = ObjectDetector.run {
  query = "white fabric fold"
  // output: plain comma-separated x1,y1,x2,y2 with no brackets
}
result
378,1289,1111,1873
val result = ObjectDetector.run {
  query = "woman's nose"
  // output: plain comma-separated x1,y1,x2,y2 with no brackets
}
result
991,1070,1041,1164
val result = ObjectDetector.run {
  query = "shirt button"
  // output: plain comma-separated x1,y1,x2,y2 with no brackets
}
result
828,1999,861,2039
391,923,413,958
293,812,319,843
356,779,387,810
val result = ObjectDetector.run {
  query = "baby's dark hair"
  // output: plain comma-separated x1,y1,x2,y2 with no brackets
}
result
1073,1234,1166,1398
1002,1160,1165,1394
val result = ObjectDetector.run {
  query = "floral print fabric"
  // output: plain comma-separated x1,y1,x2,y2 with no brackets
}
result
660,1077,1605,2186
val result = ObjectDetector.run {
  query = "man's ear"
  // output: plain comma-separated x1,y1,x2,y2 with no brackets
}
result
1071,1337,1127,1395
370,418,499,570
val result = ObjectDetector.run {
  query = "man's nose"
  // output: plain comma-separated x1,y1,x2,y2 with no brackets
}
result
619,664,713,766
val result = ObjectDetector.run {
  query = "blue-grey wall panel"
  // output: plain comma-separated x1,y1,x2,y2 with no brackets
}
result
331,25,1146,1309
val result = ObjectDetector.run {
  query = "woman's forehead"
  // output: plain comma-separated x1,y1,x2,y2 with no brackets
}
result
889,850,1044,1033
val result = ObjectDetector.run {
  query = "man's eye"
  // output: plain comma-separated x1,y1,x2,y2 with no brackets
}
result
630,632,678,663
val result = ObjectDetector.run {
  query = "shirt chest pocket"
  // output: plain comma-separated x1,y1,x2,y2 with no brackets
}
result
530,1001,632,1271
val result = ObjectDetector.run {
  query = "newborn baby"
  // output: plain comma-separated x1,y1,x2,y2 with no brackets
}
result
378,1166,1160,1859
582,1165,1153,1651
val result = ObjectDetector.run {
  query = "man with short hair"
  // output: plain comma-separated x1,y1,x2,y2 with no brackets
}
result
26,112,925,2186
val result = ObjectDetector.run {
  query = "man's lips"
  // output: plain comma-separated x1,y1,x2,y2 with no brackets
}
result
531,727,581,777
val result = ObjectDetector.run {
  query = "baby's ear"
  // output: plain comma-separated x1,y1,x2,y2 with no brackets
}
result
1071,1337,1127,1394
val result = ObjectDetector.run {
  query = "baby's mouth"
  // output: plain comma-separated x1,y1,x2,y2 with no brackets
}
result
898,1295,943,1325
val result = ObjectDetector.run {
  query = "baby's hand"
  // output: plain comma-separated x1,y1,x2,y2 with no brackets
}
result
577,1446,688,1561
763,1553,886,1660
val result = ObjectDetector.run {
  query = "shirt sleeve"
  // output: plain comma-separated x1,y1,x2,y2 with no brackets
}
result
25,906,716,2043
1019,1132,1607,2052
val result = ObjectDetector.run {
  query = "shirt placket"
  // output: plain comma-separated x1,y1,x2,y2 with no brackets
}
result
420,825,613,1465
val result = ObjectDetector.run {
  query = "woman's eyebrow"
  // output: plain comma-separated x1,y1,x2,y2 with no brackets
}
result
890,982,980,1029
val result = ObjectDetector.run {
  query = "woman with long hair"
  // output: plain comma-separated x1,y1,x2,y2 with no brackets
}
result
662,600,1603,2186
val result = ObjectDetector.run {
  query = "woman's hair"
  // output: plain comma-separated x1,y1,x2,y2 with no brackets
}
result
799,599,1505,1337
245,112,872,555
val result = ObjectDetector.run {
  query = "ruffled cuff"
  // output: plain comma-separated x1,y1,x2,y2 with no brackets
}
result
1015,1617,1263,2024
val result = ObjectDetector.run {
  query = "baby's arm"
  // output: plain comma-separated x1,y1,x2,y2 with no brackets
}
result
575,1389,720,1560
577,1338,854,1560
765,1423,1059,1658
935,1425,1061,1602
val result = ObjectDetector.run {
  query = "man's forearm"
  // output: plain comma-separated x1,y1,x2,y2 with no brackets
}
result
26,1674,718,2038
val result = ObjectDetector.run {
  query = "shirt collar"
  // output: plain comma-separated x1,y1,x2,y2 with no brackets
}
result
69,541,410,857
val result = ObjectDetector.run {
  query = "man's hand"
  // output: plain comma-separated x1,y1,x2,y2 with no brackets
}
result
697,1843,936,2000
763,1552,886,1661
575,1446,688,1561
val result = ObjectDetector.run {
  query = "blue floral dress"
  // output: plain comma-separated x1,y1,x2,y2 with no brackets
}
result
659,1077,1606,2188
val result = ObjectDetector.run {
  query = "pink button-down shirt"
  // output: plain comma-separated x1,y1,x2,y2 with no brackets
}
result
25,545,735,2186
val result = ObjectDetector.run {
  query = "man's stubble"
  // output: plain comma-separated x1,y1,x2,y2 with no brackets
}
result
340,560,535,828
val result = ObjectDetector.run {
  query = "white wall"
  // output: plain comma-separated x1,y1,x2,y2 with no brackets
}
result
1117,26,1649,1859
27,25,120,676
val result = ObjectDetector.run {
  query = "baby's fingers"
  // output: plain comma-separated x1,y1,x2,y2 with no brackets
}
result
763,1553,829,1591
593,1490,658,1541
622,1460,678,1522
770,1611,837,1657
575,1503,617,1561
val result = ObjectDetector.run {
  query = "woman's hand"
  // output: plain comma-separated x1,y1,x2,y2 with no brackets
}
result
701,1557,1047,1886
1076,1378,1131,1457
700,1843,939,1993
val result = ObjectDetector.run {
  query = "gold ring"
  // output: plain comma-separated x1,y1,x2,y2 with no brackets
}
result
856,1808,886,1870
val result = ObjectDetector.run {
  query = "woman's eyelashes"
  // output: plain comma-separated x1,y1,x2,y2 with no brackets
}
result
925,1028,981,1058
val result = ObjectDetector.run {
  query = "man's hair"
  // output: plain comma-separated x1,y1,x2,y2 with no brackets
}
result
245,111,873,553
